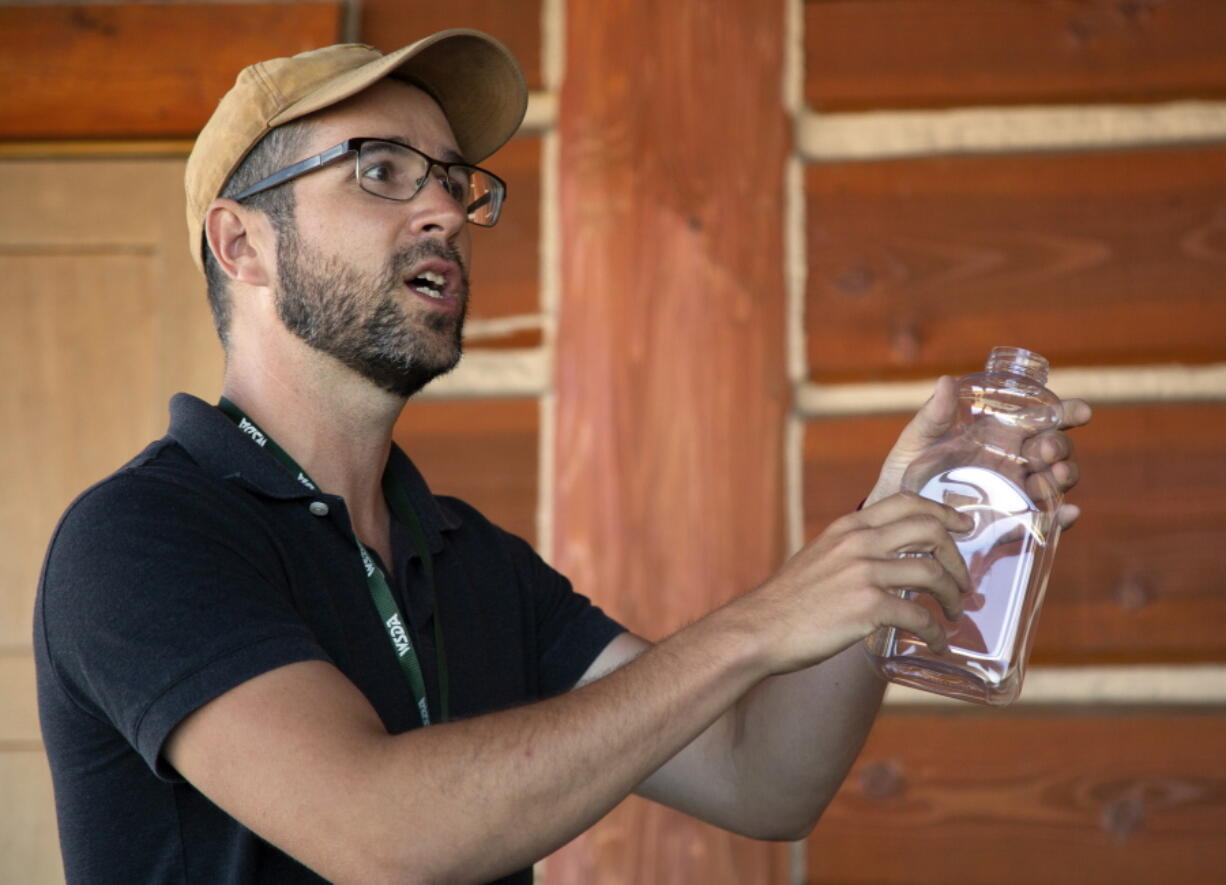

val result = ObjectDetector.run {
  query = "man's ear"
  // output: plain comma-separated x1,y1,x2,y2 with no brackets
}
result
204,199,275,288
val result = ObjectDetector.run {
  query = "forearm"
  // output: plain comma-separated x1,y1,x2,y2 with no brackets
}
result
726,643,885,837
372,605,772,882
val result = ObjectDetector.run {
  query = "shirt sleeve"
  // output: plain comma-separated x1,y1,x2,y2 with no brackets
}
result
38,468,331,781
498,528,626,697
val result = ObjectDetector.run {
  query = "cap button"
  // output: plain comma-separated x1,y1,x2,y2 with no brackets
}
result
308,501,330,517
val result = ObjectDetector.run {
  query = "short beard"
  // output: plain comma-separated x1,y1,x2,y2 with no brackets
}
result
273,222,468,399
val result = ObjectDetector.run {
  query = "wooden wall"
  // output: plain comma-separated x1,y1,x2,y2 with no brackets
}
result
799,1,1226,882
3,1,1225,884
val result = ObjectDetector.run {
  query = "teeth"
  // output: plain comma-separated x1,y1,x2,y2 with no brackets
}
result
408,269,448,299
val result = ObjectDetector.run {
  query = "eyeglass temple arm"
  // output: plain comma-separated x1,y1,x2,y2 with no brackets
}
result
231,142,355,202
466,192,494,213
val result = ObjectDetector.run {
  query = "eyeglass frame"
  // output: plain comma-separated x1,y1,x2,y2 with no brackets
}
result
228,137,507,227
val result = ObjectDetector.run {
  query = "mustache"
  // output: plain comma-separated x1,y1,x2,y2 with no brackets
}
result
388,240,469,283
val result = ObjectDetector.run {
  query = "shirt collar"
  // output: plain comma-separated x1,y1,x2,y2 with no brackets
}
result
166,393,462,551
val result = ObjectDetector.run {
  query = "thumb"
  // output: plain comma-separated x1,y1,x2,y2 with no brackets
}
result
897,375,958,451
866,376,961,506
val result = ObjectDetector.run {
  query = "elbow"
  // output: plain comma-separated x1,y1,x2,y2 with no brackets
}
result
728,795,829,842
745,814,819,843
717,808,823,843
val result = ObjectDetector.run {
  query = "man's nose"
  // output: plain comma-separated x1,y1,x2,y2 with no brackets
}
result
407,170,466,238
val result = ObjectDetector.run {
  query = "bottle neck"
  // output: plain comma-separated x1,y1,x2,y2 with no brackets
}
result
985,346,1049,385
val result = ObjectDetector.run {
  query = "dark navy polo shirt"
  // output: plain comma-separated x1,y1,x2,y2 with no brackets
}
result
34,393,624,884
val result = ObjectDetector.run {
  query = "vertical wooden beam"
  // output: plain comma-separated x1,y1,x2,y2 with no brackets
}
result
550,0,790,881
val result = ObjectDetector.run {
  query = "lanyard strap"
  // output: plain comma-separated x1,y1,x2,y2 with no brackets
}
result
218,398,448,726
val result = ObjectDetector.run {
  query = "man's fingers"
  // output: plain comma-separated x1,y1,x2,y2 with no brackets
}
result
1052,458,1080,491
1021,429,1071,468
1060,398,1092,430
875,592,949,654
854,491,973,534
871,557,965,623
860,514,972,597
1056,503,1082,530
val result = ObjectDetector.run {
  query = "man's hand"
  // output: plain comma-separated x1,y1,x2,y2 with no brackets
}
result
591,377,1094,841
863,375,1092,530
738,492,973,676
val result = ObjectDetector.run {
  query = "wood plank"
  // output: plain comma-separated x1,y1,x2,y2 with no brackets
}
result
393,398,539,545
467,135,542,328
0,751,62,885
0,157,224,653
0,653,39,745
0,3,343,139
360,0,543,90
805,145,1226,382
806,710,1226,884
0,251,163,648
805,0,1226,110
803,403,1226,665
549,0,791,881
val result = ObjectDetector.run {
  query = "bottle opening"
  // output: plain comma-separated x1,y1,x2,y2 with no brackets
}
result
986,346,1049,385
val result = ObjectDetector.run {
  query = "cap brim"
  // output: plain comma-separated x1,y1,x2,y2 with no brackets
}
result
269,29,526,163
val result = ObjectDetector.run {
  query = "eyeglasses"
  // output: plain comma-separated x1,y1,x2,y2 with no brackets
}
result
230,137,507,226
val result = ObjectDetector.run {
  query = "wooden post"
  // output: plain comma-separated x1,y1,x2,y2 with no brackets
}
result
549,0,791,880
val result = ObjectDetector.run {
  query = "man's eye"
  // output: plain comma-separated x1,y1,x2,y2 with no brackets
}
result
446,170,473,198
361,162,394,182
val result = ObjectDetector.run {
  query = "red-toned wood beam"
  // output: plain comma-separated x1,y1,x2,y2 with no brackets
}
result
550,0,791,881
0,4,343,139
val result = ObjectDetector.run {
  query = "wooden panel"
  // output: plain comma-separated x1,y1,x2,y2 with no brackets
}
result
803,403,1226,665
393,398,539,545
360,0,543,90
467,135,542,332
805,0,1226,110
0,252,160,647
0,653,39,745
0,751,63,885
806,710,1226,884
0,3,343,139
0,157,223,647
805,145,1226,382
0,154,221,885
550,0,790,881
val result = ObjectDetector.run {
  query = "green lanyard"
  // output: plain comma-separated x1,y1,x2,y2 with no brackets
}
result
218,398,448,726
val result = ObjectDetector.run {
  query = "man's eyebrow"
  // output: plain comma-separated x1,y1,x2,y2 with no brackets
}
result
373,136,466,164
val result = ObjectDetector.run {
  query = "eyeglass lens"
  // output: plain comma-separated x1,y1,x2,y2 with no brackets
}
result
356,141,503,226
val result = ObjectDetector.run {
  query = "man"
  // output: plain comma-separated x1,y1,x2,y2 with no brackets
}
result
35,29,1089,884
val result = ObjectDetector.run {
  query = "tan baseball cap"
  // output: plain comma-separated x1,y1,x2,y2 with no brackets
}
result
184,28,527,273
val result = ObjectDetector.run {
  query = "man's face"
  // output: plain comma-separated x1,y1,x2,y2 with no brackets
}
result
272,80,474,398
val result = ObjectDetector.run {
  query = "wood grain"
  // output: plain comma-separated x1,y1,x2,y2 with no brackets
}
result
0,155,220,883
0,655,39,746
0,3,343,138
550,0,791,880
806,710,1226,884
393,398,539,545
805,145,1226,382
803,403,1226,664
0,752,62,885
805,0,1226,110
360,0,543,90
467,135,542,328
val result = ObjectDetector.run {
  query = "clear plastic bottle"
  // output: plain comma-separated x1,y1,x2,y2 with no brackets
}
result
865,346,1065,705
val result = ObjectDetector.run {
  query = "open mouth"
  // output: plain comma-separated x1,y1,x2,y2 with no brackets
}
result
407,270,448,299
